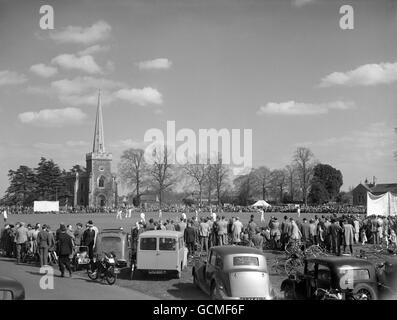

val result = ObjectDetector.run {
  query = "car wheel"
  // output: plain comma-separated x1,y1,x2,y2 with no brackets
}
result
353,284,378,300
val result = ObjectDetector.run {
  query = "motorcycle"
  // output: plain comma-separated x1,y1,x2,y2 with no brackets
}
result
87,252,119,285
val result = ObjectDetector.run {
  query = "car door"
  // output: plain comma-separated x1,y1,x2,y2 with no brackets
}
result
138,237,157,270
205,250,217,290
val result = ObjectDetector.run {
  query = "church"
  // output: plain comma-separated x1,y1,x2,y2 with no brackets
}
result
66,91,118,208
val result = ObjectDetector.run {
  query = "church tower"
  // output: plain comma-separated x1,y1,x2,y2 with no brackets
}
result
86,90,116,207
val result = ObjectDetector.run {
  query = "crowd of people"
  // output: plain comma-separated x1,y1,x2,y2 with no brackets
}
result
0,219,99,278
1,206,396,278
1,203,367,216
129,211,397,258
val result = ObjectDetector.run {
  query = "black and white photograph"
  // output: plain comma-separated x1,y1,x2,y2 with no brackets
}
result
0,0,396,306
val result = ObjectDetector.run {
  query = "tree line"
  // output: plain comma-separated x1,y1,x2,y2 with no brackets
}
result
118,146,346,208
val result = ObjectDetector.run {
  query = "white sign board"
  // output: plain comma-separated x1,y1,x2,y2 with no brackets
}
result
34,201,59,212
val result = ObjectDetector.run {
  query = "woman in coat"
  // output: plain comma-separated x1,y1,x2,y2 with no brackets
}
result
343,220,355,255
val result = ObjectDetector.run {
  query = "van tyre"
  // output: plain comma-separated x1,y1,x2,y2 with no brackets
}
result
353,283,377,300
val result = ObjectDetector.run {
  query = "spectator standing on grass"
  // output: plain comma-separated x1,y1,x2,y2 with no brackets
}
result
47,226,56,265
377,215,384,244
37,225,50,267
2,208,7,223
342,220,354,255
353,217,360,244
116,208,123,220
15,222,28,264
199,218,210,254
289,218,301,242
323,217,332,251
177,218,187,235
57,225,73,278
300,218,310,245
247,215,257,240
74,223,84,246
232,217,243,245
184,221,196,257
82,221,96,263
270,217,281,250
309,219,317,245
329,219,342,256
370,216,378,244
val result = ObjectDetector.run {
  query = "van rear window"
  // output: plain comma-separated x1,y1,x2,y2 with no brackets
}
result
233,256,259,266
140,237,157,250
159,238,177,251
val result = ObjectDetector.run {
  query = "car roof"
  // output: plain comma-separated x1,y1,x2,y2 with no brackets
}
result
139,230,183,237
307,256,374,268
210,245,265,256
99,228,126,235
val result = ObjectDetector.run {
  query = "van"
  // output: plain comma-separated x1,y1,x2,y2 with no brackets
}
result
132,230,185,278
95,228,130,268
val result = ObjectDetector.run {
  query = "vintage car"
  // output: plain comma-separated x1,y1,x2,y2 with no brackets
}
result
0,276,25,300
192,246,275,300
280,256,381,300
95,228,130,268
131,230,185,279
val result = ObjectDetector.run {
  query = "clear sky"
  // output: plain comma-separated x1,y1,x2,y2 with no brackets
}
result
0,0,396,196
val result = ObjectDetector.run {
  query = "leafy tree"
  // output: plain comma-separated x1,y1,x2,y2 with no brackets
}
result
3,165,37,206
211,154,230,205
35,157,65,201
233,169,255,206
308,180,329,204
308,163,343,204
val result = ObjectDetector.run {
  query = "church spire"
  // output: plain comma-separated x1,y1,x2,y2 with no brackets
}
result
92,89,105,153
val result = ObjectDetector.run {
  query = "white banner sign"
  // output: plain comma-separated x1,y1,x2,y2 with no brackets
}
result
34,201,59,212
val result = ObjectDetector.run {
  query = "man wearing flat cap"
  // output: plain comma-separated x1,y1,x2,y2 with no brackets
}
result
56,224,73,277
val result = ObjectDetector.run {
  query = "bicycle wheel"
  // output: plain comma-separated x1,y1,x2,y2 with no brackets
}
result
285,258,304,276
270,259,284,275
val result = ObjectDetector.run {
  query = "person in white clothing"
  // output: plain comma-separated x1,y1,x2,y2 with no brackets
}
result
2,209,7,223
116,209,123,220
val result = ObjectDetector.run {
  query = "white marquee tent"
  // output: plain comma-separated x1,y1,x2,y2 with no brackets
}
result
367,192,397,216
252,200,271,208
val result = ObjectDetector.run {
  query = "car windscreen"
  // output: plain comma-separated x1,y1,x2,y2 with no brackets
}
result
233,256,259,267
159,237,177,251
100,237,121,256
140,237,157,250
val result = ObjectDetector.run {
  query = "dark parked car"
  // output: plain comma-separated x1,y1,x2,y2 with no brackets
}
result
280,256,380,300
0,276,25,300
95,228,130,268
192,246,275,300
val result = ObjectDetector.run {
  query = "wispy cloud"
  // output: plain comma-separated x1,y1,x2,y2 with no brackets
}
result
257,100,355,116
78,45,110,56
49,20,111,44
18,107,87,127
320,62,397,87
292,0,316,7
136,58,172,70
30,63,58,78
0,70,27,86
115,87,163,106
51,54,102,74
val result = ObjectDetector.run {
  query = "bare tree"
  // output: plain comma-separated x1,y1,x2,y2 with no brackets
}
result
118,148,148,206
270,169,287,203
184,159,207,207
212,155,230,206
293,147,315,205
285,164,297,202
252,166,271,200
150,144,174,209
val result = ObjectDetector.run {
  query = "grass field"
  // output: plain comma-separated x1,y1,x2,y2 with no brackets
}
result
3,211,333,232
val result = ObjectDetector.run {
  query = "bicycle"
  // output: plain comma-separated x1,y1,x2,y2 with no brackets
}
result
270,256,286,275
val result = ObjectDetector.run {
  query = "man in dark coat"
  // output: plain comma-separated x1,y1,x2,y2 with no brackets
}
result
37,224,50,267
56,225,73,277
82,222,96,262
329,219,342,256
184,221,196,257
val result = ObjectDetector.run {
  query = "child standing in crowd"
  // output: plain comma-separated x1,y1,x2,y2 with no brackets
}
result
390,230,397,250
361,228,367,245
